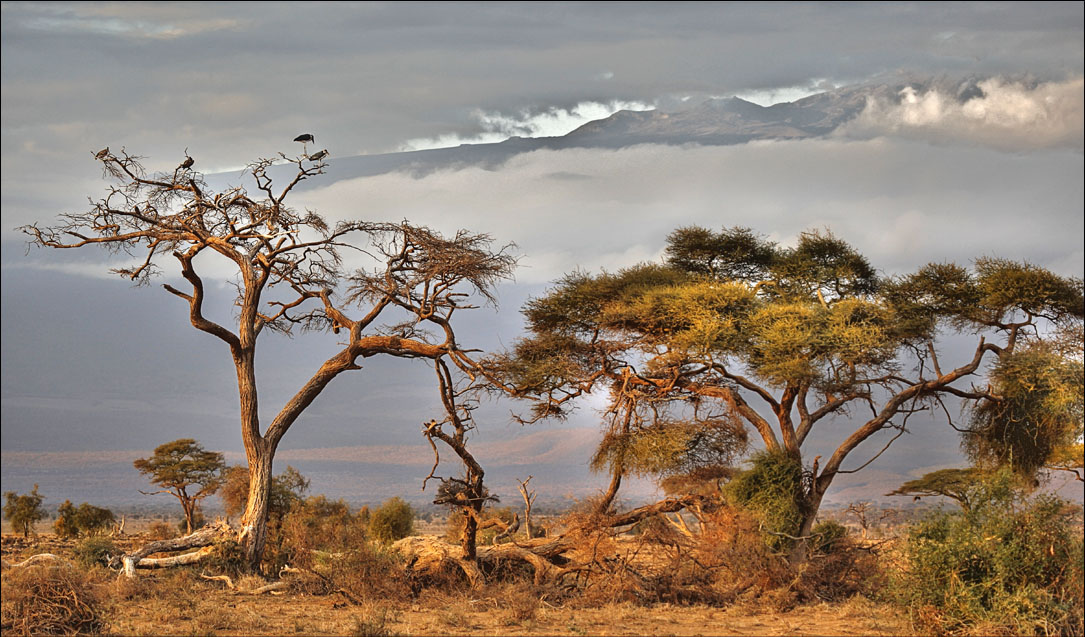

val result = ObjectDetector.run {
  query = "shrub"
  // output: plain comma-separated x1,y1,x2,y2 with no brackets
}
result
811,519,848,554
54,500,116,538
73,537,118,569
723,451,805,551
893,483,1084,636
176,508,205,534
369,497,415,545
146,519,176,540
629,506,880,608
0,564,106,635
271,495,368,571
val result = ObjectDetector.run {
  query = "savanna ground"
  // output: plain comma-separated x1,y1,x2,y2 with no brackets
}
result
1,527,910,637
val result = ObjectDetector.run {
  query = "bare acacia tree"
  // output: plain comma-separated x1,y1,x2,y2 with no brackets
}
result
22,147,515,570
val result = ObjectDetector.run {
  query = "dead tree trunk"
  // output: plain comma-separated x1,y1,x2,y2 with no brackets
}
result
517,476,537,539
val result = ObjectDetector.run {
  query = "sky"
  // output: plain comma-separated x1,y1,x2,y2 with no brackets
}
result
2,2,1083,507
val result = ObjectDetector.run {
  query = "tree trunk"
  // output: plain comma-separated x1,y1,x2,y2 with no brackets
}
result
239,447,274,569
789,477,830,565
181,497,195,535
461,500,481,560
597,468,622,514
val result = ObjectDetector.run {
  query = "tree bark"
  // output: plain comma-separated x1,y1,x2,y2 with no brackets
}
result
239,445,274,569
597,466,623,514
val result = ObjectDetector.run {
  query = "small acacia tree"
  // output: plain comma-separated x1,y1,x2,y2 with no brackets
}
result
3,485,46,538
886,468,989,512
134,439,226,534
489,225,1083,561
23,147,515,569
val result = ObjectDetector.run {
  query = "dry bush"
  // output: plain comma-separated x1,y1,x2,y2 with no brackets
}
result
145,520,176,540
264,495,367,572
494,580,541,625
0,564,107,636
349,602,399,637
267,495,410,602
596,506,883,610
289,545,411,603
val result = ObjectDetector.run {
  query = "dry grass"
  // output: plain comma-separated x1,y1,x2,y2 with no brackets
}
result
2,531,912,636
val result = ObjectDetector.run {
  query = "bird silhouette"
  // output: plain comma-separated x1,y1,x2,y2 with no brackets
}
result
294,133,314,155
308,149,328,161
95,147,109,160
179,156,194,170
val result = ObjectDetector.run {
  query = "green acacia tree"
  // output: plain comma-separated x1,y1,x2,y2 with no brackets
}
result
489,226,1083,561
3,485,46,538
134,439,227,534
886,468,989,511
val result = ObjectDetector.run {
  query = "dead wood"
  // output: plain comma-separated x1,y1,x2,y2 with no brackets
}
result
132,545,216,570
116,518,233,577
2,553,71,569
605,495,708,528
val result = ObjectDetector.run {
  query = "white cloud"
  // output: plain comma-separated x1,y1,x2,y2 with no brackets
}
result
839,77,1085,151
399,100,655,151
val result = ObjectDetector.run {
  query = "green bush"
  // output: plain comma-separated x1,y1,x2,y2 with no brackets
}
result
368,497,414,545
73,536,118,569
723,451,805,551
811,519,848,554
893,482,1084,636
55,500,116,538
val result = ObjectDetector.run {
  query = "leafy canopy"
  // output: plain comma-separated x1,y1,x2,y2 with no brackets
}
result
492,223,1083,527
133,438,227,494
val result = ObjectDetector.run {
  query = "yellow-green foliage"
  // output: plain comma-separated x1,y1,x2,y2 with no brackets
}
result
966,341,1084,477
591,417,746,479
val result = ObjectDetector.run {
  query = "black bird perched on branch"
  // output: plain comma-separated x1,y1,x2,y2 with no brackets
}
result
95,147,109,160
308,149,328,162
179,155,194,170
294,133,314,155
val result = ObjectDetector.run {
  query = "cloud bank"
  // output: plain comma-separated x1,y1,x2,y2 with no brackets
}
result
840,77,1085,150
296,137,1083,285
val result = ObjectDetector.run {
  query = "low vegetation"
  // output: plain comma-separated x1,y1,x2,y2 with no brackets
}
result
893,473,1084,636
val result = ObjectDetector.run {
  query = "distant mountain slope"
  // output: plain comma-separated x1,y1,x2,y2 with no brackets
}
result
268,80,936,189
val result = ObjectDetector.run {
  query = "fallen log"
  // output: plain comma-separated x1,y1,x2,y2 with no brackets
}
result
1,553,71,569
132,546,216,570
392,495,708,587
117,519,233,577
